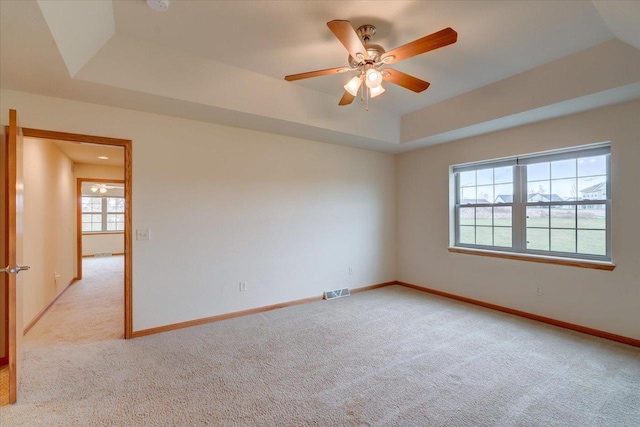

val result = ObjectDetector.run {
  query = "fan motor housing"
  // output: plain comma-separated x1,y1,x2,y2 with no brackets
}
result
348,44,386,67
348,25,385,67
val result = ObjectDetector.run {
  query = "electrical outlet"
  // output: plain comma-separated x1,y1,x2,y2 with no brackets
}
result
535,285,543,296
348,267,353,276
239,281,247,292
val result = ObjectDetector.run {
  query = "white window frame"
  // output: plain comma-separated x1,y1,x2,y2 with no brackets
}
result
82,196,126,233
452,143,611,262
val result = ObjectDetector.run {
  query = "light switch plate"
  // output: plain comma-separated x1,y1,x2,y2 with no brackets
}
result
136,229,150,241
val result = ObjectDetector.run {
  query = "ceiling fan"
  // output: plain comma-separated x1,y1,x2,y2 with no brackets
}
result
90,183,123,194
284,20,457,108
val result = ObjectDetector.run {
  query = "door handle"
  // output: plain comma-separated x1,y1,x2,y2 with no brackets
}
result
1,265,31,274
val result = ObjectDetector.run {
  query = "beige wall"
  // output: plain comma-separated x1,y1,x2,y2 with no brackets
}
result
82,234,123,256
23,137,76,327
1,89,397,332
397,100,640,340
75,163,124,181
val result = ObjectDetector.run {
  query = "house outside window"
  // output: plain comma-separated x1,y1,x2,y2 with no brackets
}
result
452,143,610,261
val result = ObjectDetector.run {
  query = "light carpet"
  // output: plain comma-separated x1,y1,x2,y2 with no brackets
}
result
24,256,124,348
0,264,638,425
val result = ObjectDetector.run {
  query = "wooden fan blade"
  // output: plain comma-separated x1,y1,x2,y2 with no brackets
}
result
327,20,369,60
382,28,457,65
338,91,355,106
285,66,351,81
383,69,431,93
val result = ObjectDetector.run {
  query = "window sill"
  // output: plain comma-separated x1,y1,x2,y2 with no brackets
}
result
448,247,615,271
82,231,124,236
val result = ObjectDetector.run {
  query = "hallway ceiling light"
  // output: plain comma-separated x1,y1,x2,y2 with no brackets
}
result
147,0,170,12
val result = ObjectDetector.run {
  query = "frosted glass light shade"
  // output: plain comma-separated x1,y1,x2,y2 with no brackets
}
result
365,69,382,88
369,84,386,98
344,76,362,96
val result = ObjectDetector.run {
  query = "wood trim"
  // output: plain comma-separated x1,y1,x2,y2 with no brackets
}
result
82,253,125,258
448,247,615,271
78,178,125,184
132,296,323,338
76,178,82,280
22,128,130,147
23,128,133,340
2,126,8,369
351,281,397,294
124,140,133,339
82,232,124,236
131,281,396,338
396,281,640,348
23,279,76,335
7,110,18,403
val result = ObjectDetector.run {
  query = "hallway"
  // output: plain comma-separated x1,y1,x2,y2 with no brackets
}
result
25,255,123,348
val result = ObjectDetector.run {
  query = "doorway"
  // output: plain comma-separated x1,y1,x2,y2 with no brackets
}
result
20,128,133,339
1,123,132,405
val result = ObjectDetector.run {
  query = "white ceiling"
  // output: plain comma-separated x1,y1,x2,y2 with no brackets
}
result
1,1,639,153
112,0,615,115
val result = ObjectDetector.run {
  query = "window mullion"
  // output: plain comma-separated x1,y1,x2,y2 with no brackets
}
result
512,164,524,251
101,196,108,231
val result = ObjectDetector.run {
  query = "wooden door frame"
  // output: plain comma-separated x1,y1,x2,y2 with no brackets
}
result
1,128,7,367
4,110,23,403
20,128,133,339
76,178,126,280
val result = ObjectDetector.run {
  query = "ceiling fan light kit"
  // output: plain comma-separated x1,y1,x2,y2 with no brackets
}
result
344,76,362,96
369,84,385,98
91,185,108,194
285,20,457,109
90,183,122,194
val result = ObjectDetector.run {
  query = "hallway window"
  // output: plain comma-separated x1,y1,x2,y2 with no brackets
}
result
106,197,125,231
82,196,125,232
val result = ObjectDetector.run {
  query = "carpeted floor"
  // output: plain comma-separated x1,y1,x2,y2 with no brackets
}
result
0,260,638,425
24,256,124,348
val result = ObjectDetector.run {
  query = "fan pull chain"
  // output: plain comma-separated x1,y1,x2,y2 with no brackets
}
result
366,86,370,111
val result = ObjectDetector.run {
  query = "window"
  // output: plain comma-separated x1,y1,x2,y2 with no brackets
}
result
453,144,610,261
82,196,125,233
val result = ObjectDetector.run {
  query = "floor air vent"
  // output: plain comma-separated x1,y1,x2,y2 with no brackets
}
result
324,288,350,300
